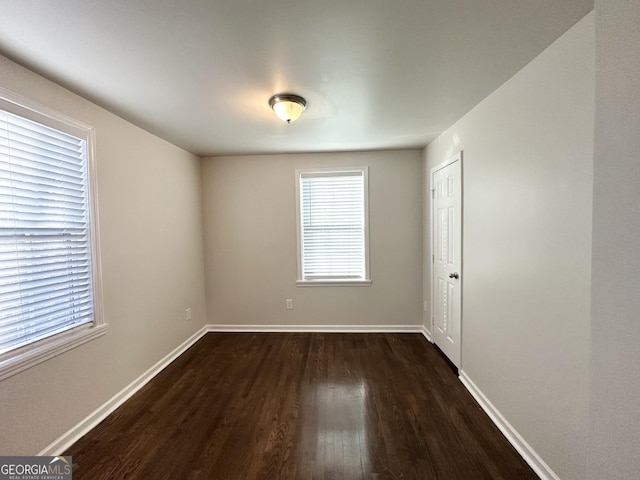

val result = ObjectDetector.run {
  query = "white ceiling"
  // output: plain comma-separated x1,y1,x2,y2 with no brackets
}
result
0,0,592,157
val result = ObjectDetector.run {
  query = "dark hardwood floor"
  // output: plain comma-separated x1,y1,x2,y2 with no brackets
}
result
66,333,539,479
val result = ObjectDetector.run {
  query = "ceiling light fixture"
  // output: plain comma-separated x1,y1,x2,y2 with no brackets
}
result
268,94,307,124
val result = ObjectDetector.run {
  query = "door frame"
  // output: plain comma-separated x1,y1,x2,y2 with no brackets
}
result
429,151,463,366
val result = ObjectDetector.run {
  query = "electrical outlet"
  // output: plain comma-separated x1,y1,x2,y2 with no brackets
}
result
185,308,191,320
286,299,293,310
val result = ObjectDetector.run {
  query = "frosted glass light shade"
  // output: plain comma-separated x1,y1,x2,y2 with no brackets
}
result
269,94,306,123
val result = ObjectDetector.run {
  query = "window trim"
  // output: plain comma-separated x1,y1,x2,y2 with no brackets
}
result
0,87,106,381
295,166,371,287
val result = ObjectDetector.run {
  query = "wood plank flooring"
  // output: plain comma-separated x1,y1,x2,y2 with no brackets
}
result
66,333,539,479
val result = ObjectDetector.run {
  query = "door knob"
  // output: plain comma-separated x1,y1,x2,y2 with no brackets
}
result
449,272,459,279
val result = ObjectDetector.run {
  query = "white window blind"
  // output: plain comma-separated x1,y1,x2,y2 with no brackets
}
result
297,168,370,284
0,108,95,356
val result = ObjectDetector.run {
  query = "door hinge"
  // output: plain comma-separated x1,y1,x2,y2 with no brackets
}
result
431,189,435,198
432,254,435,263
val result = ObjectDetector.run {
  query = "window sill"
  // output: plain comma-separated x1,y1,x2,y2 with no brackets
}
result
0,323,108,382
296,279,372,287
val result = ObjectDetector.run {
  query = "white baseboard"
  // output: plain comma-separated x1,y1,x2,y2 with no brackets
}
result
38,326,209,456
206,324,422,333
459,370,560,480
421,325,433,342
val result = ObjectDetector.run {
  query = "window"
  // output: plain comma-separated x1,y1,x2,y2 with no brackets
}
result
0,88,105,381
295,167,371,286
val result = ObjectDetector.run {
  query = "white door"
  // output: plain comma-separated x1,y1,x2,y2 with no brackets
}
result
431,152,462,368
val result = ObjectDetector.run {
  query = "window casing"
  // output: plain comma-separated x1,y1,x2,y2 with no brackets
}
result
0,87,105,381
295,167,371,286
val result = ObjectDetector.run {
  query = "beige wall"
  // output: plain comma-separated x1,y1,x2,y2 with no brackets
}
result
202,150,423,327
424,13,594,480
588,1,640,478
0,55,208,454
